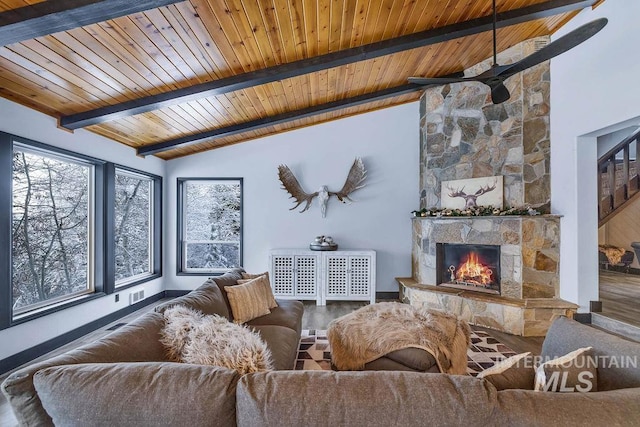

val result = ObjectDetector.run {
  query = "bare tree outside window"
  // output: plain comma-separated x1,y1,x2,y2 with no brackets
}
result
115,170,152,285
12,148,93,315
181,179,242,272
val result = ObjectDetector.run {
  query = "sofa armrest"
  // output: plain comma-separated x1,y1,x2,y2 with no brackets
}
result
2,312,168,426
542,316,640,390
497,388,640,426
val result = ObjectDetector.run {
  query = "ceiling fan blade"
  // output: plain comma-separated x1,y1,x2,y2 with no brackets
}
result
489,81,511,104
500,18,608,77
408,76,468,86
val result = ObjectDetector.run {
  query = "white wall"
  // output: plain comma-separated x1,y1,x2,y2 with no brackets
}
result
597,126,638,158
551,0,640,311
165,103,420,293
0,98,166,360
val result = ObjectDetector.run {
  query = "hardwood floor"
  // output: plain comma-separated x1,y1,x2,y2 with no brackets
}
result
0,298,543,426
599,270,640,328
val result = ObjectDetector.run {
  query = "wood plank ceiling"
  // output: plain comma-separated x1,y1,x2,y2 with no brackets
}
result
0,0,598,159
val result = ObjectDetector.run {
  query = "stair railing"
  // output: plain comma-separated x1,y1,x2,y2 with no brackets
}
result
598,127,640,226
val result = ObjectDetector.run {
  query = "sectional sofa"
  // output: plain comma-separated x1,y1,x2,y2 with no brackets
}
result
2,267,303,426
3,268,640,426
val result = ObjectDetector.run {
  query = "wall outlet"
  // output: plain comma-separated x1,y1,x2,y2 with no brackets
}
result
129,289,145,305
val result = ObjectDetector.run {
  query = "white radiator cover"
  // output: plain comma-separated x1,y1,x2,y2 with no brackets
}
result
270,249,376,305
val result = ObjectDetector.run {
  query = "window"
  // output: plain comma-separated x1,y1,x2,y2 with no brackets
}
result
114,169,153,286
11,144,95,317
0,132,163,329
178,178,243,274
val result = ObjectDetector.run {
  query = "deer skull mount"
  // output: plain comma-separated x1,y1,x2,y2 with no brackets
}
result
446,179,498,208
277,158,367,218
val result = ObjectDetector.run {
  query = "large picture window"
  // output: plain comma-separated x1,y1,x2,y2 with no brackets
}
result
12,144,94,317
178,178,243,274
114,169,153,286
0,132,163,329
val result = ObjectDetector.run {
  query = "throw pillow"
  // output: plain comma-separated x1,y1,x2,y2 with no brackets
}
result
478,352,536,390
242,271,270,281
237,274,278,309
534,347,598,392
161,306,273,374
224,278,272,323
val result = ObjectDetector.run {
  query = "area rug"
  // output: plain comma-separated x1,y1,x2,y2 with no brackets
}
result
295,329,517,376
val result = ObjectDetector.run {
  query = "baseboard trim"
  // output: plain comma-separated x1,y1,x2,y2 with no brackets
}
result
0,292,164,375
376,291,400,300
573,313,592,324
599,265,640,276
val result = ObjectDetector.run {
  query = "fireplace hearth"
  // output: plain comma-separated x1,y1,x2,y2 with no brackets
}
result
437,243,500,295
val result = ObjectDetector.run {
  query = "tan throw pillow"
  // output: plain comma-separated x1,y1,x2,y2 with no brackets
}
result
478,352,536,390
242,271,270,281
225,278,272,323
534,347,598,392
237,274,278,309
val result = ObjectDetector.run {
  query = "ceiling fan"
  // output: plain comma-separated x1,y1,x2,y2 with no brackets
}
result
408,0,607,104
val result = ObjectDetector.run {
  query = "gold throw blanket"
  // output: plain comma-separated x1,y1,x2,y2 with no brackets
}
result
327,302,470,374
599,244,626,265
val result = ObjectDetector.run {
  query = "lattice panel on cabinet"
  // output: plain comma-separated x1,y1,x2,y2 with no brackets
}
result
349,257,371,296
270,249,374,304
295,256,317,295
327,257,348,296
272,256,294,295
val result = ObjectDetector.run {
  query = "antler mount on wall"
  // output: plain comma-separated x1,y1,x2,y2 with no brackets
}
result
278,158,367,218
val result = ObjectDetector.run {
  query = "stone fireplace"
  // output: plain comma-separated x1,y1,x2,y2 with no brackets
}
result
398,38,577,336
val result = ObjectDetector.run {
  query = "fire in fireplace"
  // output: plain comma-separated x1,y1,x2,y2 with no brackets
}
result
436,244,500,294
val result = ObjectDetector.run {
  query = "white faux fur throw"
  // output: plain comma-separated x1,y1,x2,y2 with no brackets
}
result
327,302,471,374
161,306,273,375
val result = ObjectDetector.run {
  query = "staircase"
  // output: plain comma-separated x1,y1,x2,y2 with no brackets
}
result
598,128,640,226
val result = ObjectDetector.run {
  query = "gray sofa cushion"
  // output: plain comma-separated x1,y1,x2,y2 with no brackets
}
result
33,362,239,427
249,325,300,371
1,312,167,426
368,347,439,372
236,371,499,427
246,300,304,336
497,387,640,426
542,316,640,391
155,279,231,320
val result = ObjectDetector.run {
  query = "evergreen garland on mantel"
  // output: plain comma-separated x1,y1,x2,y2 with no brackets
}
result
412,206,541,218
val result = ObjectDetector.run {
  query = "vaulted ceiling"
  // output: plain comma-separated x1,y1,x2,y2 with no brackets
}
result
0,0,600,159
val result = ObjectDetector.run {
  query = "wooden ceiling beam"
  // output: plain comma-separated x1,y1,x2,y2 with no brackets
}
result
61,0,596,131
136,76,466,157
0,0,186,47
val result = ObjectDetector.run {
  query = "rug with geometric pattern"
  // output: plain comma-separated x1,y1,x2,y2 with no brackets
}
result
295,329,517,376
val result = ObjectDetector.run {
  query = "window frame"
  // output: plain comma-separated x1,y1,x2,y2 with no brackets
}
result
176,177,243,276
109,166,162,291
0,132,163,330
11,143,98,319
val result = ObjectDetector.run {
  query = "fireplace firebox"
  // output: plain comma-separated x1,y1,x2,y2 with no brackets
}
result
436,244,500,295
